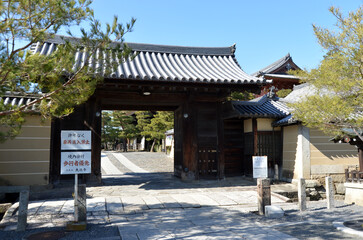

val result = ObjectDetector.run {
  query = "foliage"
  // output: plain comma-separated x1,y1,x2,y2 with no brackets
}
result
101,111,140,149
0,0,135,142
276,88,292,98
228,91,255,101
291,6,363,140
135,111,174,151
135,111,152,138
101,111,120,149
143,111,174,141
112,111,139,140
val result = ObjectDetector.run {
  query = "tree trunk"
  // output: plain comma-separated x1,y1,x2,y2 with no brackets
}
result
150,139,156,152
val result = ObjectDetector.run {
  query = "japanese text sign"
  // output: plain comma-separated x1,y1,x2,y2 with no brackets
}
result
61,152,91,174
253,156,268,178
61,130,91,150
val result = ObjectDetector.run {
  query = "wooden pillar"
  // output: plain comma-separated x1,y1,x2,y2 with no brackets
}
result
84,96,102,183
49,104,87,183
217,102,225,179
253,118,258,155
49,95,102,184
173,107,183,177
181,97,197,180
49,118,61,183
359,146,363,172
257,178,271,215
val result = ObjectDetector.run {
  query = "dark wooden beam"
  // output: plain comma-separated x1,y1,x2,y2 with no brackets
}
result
253,118,258,155
102,78,262,92
217,102,225,179
359,146,363,172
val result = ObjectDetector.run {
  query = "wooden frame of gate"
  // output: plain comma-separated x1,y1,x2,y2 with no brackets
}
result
49,79,261,183
38,36,267,184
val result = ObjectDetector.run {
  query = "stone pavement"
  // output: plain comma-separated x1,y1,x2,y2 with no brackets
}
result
0,179,298,239
0,152,362,239
0,168,299,239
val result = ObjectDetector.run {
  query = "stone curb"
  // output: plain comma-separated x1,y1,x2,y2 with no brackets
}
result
333,220,363,238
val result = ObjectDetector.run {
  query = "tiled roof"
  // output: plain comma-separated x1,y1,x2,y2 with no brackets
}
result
0,93,40,112
281,83,316,103
232,94,290,118
252,53,298,77
31,35,267,85
271,115,297,127
263,73,299,80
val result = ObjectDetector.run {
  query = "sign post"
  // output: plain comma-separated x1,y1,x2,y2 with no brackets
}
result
61,130,91,230
253,156,271,215
74,174,78,221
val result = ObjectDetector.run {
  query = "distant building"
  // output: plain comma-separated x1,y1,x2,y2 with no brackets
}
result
252,54,301,96
223,84,359,184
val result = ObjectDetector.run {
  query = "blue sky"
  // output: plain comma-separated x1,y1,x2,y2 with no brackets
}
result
65,0,362,74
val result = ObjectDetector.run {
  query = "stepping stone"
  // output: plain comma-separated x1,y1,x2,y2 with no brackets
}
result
142,196,164,209
265,205,284,218
157,195,182,209
189,194,219,206
106,197,124,214
170,194,200,208
87,197,106,212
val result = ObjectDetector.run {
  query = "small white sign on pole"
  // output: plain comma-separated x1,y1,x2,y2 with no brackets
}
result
61,130,91,150
61,151,91,175
253,156,268,178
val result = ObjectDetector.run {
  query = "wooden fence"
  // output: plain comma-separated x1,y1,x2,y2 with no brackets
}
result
345,169,363,183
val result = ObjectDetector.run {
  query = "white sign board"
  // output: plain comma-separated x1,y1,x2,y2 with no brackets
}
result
253,156,268,178
61,130,91,150
61,151,91,174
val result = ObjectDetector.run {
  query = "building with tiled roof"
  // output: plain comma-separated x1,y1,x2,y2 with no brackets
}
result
222,84,358,183
29,35,271,182
252,54,301,96
0,92,40,112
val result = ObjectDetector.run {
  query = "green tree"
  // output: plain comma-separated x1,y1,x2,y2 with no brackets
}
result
136,111,174,152
101,111,120,150
113,111,139,147
135,111,152,149
0,0,135,142
228,91,255,101
291,6,363,140
276,88,292,98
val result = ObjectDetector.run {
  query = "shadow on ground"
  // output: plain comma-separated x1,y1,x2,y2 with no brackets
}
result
1,201,360,240
101,172,256,190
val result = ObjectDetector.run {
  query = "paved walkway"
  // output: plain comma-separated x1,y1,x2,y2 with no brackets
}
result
0,152,362,239
101,154,124,175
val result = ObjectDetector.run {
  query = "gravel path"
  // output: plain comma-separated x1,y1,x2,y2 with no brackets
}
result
105,151,173,173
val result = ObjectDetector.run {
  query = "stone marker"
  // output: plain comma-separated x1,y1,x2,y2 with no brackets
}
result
17,190,29,231
326,176,335,209
0,186,30,231
66,184,87,231
257,178,271,215
298,178,306,211
265,205,284,218
77,184,87,222
274,164,279,180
